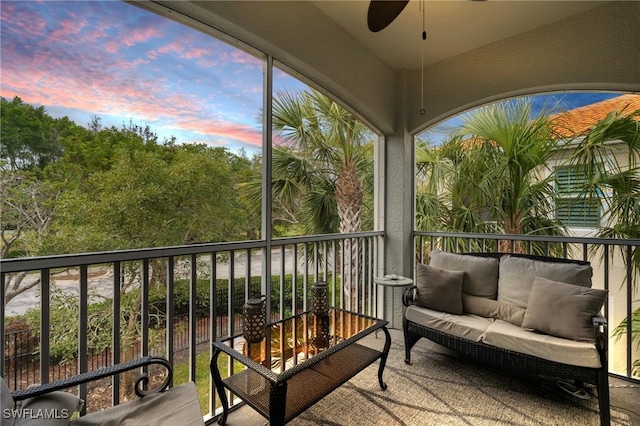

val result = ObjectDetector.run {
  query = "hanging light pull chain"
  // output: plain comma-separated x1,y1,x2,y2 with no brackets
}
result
420,0,426,115
421,0,427,40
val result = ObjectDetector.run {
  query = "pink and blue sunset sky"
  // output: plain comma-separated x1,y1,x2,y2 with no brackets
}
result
0,0,306,154
1,1,620,152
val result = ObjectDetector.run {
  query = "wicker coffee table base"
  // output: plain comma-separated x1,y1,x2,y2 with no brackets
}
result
211,327,391,425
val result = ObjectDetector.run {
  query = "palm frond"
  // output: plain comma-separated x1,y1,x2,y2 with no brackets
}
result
302,177,339,234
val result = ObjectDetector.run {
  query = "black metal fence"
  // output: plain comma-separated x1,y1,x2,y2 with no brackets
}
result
3,312,228,391
2,278,267,391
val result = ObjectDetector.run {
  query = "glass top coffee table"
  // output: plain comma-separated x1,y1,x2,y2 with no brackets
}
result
210,308,390,425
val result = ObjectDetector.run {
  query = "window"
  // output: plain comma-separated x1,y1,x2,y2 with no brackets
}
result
555,166,600,227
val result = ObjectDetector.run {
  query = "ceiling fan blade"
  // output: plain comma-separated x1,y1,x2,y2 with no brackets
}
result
367,0,410,32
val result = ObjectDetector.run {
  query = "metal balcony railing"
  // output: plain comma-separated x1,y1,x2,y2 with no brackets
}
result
414,231,640,381
1,231,383,420
5,229,636,421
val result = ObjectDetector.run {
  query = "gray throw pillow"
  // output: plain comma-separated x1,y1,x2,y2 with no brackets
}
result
415,263,464,314
429,250,499,299
522,276,607,342
497,255,593,308
462,294,526,326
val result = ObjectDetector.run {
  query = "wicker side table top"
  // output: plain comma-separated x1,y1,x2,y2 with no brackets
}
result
374,275,413,287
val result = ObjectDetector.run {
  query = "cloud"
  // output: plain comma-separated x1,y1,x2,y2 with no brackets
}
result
1,1,269,151
0,3,47,39
48,18,89,45
121,19,164,47
186,121,262,147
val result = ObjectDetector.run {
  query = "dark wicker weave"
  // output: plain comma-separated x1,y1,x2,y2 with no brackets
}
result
403,252,610,426
11,356,173,402
211,308,391,426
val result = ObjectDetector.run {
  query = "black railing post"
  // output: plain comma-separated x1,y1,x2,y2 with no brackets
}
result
13,331,18,389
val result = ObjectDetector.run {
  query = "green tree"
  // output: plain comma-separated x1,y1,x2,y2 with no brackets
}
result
415,99,566,253
0,99,88,305
239,89,374,307
47,143,249,255
568,108,640,375
54,119,161,180
0,169,62,305
2,101,257,303
415,136,497,235
0,96,64,170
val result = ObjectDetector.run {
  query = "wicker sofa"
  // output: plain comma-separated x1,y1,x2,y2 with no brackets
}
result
2,356,204,426
402,251,610,426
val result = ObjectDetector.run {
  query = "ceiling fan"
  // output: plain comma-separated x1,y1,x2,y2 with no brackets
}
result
367,0,409,33
367,0,486,115
367,0,485,33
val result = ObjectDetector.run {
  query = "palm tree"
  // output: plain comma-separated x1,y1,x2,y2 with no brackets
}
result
568,108,640,375
240,89,374,308
568,108,640,241
415,98,567,254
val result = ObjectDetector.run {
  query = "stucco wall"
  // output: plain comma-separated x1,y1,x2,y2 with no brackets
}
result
407,1,640,134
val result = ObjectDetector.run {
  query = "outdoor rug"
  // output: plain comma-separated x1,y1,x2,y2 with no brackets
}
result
282,339,631,426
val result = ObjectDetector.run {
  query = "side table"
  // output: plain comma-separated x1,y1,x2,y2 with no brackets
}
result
374,275,413,329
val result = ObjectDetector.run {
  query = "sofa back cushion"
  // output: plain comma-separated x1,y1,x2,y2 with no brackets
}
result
429,249,500,299
462,294,526,326
497,255,592,308
415,263,464,314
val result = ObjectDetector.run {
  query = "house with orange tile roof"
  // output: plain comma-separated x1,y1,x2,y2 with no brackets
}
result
547,93,640,234
551,94,640,138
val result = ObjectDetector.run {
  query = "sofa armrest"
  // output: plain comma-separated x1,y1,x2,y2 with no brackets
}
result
11,356,172,402
592,314,608,352
402,286,417,307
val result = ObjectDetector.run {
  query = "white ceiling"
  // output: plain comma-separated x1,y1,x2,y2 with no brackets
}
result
311,0,608,71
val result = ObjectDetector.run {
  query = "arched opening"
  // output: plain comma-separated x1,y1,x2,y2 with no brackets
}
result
413,90,640,378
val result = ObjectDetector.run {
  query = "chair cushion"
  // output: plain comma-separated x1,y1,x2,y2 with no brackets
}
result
462,294,526,327
497,255,592,308
522,276,607,342
13,391,83,426
482,320,601,368
429,249,500,298
405,305,494,342
70,382,204,426
415,263,464,314
1,376,15,426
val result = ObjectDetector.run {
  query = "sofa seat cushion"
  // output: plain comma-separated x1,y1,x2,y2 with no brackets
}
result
70,382,204,426
429,249,500,299
405,305,494,342
497,255,593,308
1,376,15,426
481,320,601,368
14,391,84,426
